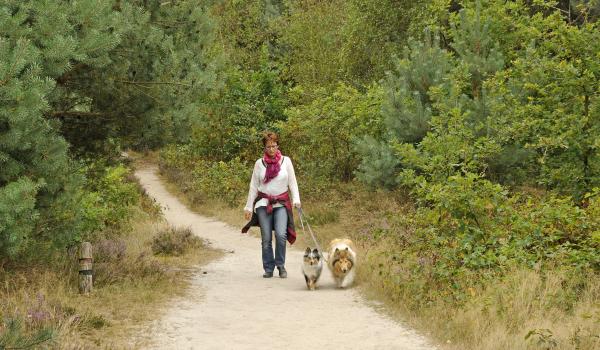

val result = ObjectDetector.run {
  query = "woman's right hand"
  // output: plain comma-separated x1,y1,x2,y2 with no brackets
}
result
244,210,252,221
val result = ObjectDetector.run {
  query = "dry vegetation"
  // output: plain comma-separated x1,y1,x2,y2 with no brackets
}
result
363,240,600,350
0,196,222,349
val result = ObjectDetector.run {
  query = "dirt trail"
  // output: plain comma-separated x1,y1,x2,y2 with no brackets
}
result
133,166,436,350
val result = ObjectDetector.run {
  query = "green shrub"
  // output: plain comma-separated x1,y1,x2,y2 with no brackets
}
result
280,83,384,183
81,164,140,235
159,144,197,173
192,157,249,207
191,64,288,163
356,2,600,200
380,173,600,306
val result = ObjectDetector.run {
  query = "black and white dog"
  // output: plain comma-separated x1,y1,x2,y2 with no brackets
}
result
301,247,323,290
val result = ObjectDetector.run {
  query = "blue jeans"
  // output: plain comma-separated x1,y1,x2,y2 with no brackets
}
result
256,206,288,273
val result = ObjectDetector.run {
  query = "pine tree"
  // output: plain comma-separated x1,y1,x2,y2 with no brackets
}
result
0,8,87,259
382,30,453,144
357,0,599,197
49,0,215,152
0,0,218,260
355,31,452,187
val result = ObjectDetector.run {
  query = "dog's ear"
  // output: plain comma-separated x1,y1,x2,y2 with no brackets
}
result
312,248,319,255
304,247,311,255
344,247,349,251
335,248,339,252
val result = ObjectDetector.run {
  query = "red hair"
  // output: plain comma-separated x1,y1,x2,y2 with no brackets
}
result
262,131,279,146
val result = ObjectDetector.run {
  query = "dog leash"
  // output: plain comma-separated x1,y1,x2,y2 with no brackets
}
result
296,207,328,262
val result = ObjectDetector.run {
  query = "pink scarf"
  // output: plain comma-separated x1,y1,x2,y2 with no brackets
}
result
263,150,282,183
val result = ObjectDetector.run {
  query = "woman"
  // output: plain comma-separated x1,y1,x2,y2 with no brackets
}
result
241,132,301,278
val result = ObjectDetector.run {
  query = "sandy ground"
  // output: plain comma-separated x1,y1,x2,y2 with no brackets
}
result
132,166,437,350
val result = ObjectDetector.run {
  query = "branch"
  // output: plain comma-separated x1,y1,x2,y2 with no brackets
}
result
0,43,29,87
4,332,54,350
49,111,104,118
152,20,191,27
113,79,192,88
56,63,88,85
129,83,162,103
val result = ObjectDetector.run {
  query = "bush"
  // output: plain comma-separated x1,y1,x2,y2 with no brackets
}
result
81,163,141,235
151,226,203,256
357,2,600,200
192,157,249,207
94,239,127,263
93,240,166,286
0,179,40,259
379,173,600,306
159,144,197,173
279,83,384,183
191,64,288,163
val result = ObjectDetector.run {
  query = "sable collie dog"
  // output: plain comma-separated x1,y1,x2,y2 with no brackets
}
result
301,247,323,290
327,238,356,288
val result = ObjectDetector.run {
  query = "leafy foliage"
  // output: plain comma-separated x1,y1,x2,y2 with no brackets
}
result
352,2,600,286
358,1,599,199
160,145,248,207
280,83,384,183
0,2,91,260
340,0,431,84
381,31,453,144
192,157,249,207
191,61,287,162
412,174,599,273
81,163,141,235
210,0,282,70
0,179,39,259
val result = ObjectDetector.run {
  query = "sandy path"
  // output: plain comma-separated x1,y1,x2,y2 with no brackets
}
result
133,166,436,350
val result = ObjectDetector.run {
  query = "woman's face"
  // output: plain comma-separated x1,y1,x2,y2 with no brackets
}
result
265,141,278,157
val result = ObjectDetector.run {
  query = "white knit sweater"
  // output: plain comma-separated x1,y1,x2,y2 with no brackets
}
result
244,156,301,212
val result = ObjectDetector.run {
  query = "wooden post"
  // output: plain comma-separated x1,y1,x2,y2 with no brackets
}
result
79,242,93,294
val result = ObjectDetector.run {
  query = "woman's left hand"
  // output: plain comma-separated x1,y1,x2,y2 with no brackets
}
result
294,202,301,209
